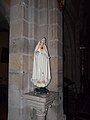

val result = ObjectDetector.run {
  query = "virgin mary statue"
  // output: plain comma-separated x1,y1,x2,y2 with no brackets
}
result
31,37,51,94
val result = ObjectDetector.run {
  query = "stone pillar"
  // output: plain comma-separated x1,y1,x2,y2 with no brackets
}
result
28,0,39,91
8,0,66,120
46,0,65,120
8,0,29,120
23,92,57,120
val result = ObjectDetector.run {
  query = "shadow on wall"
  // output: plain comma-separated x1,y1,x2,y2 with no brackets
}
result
0,30,9,85
0,28,9,120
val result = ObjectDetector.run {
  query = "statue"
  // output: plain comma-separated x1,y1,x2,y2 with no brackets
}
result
31,37,51,94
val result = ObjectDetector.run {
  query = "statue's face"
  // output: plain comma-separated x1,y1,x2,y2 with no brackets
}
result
40,39,45,47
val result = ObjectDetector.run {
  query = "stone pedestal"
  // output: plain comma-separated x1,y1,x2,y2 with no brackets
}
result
23,91,57,120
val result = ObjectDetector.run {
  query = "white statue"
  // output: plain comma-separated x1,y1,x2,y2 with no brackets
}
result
31,37,51,89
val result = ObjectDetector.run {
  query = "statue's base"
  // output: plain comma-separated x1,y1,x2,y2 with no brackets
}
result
34,87,49,95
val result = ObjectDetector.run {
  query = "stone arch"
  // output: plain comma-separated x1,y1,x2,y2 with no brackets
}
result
0,1,10,83
0,0,10,23
0,1,10,120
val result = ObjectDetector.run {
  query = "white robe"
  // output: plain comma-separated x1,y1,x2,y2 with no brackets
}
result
31,41,51,87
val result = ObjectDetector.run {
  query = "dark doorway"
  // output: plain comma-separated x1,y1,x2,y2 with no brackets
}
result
63,0,90,120
0,12,9,120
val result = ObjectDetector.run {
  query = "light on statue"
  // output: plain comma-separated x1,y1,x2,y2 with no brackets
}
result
31,37,51,95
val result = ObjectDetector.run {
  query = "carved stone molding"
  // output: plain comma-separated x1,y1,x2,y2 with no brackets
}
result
36,109,47,116
23,91,57,120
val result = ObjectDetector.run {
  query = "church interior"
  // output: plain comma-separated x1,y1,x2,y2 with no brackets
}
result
0,0,90,120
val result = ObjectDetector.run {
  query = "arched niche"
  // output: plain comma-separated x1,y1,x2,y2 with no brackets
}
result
0,1,10,120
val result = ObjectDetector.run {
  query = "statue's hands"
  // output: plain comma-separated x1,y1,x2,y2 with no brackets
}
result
35,51,39,55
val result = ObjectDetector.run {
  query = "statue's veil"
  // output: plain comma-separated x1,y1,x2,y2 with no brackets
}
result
34,37,48,55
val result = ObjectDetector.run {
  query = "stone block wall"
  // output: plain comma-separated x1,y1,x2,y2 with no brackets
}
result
8,0,65,120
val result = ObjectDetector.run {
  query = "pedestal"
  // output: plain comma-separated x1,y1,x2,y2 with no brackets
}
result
23,91,57,120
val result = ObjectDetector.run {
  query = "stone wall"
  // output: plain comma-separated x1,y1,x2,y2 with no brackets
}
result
8,0,65,120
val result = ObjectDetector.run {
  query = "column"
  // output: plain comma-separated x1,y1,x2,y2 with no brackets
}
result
9,0,66,120
23,92,57,120
8,0,29,120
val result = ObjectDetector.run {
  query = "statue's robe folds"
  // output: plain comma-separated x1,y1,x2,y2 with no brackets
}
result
31,42,51,87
